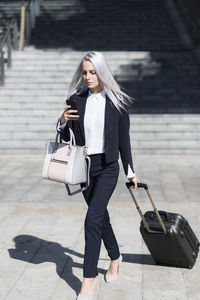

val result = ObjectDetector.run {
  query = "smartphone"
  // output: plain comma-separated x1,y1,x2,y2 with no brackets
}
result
66,99,78,115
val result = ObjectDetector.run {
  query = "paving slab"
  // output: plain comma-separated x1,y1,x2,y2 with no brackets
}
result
0,154,200,299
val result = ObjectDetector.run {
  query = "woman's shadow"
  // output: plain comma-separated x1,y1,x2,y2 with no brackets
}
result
8,234,102,295
8,235,156,295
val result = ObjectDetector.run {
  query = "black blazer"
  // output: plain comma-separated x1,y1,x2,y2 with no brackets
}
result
58,90,134,176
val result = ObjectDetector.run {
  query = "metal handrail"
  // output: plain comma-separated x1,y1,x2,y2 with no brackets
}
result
0,18,18,86
0,19,16,50
19,0,43,51
26,0,32,10
0,0,43,85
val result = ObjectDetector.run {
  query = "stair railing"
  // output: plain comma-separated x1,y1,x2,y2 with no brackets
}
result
0,18,18,86
19,0,43,51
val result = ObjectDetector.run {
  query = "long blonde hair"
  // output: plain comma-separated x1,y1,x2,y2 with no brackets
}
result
67,51,133,111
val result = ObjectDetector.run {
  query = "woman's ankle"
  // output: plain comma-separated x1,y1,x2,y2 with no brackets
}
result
79,277,96,296
83,277,95,282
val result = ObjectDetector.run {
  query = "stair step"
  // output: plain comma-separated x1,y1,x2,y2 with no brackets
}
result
6,65,141,72
131,140,200,149
6,66,83,71
0,90,67,96
12,50,150,59
0,103,65,109
1,118,199,131
11,58,148,65
4,77,68,83
0,131,199,140
0,124,56,131
1,0,199,153
1,83,68,89
5,71,73,77
5,70,118,76
130,115,200,123
0,96,65,102
0,110,62,117
131,124,200,130
0,140,199,154
0,117,59,124
0,114,199,125
0,122,198,131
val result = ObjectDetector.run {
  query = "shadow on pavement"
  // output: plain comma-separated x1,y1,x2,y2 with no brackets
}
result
8,234,168,294
122,253,156,266
8,235,87,295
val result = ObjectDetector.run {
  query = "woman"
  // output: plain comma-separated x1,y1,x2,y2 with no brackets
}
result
57,51,139,299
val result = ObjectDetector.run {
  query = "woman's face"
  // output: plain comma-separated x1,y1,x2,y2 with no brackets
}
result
82,60,102,93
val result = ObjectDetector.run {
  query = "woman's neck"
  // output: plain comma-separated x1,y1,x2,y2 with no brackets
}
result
89,86,103,94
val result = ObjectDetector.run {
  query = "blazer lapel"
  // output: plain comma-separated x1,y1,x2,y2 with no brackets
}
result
104,95,114,139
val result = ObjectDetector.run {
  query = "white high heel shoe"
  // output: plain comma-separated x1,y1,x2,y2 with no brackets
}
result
105,254,122,283
76,276,97,300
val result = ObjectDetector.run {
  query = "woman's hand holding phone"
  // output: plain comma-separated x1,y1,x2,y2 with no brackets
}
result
60,104,80,124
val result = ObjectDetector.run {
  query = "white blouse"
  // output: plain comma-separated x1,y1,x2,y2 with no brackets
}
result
57,90,135,178
84,90,106,155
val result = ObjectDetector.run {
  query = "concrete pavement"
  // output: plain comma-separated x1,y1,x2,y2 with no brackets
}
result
0,154,200,299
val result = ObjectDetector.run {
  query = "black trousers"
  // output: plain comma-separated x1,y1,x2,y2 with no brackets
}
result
82,153,120,278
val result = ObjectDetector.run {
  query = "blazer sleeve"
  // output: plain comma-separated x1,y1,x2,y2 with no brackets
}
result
119,109,135,176
56,94,75,141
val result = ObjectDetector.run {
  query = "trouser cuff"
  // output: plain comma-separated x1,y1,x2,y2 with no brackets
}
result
83,269,98,278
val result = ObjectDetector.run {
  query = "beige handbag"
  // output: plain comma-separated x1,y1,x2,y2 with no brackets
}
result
42,128,91,196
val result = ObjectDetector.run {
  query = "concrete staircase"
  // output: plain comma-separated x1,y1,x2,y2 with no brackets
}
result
0,0,21,44
0,0,200,153
0,48,200,154
116,50,200,113
130,114,200,153
29,0,200,113
0,1,21,20
30,0,181,51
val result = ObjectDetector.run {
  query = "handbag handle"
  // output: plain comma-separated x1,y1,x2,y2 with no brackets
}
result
55,127,90,196
68,128,76,147
65,156,91,196
55,128,76,147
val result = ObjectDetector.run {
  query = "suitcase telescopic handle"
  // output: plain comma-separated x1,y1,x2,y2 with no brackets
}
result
126,182,148,190
126,182,167,234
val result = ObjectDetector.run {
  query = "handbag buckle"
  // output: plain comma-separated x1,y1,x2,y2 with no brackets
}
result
67,147,72,156
83,146,88,157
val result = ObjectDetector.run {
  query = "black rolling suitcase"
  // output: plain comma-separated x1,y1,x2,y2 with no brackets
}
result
126,182,200,269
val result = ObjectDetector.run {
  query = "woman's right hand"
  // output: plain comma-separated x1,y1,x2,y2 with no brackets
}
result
60,105,80,124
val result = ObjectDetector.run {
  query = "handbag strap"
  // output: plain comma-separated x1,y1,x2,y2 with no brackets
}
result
65,155,91,196
68,128,76,147
55,128,76,147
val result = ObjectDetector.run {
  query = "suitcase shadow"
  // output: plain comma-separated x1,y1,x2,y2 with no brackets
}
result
122,253,156,266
